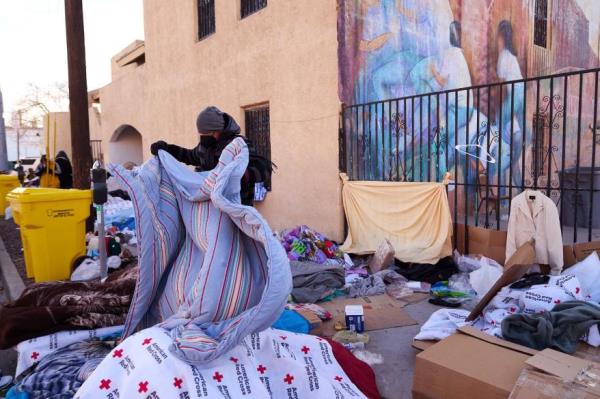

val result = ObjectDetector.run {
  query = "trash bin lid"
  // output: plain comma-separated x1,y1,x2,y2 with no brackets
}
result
6,187,92,203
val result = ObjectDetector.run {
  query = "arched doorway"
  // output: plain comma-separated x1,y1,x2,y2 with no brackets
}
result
109,125,143,165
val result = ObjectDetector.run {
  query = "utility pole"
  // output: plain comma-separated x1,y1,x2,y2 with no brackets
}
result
64,0,92,188
0,89,9,170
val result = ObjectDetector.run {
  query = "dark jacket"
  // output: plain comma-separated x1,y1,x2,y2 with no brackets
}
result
55,154,73,189
165,131,239,173
161,114,272,205
165,132,267,206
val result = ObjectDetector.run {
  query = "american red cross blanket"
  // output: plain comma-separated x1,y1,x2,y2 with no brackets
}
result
74,327,367,398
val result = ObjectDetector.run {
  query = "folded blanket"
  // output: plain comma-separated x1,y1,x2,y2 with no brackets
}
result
15,326,123,377
13,340,116,399
501,300,600,353
0,267,137,349
111,138,292,364
74,327,374,398
291,261,345,303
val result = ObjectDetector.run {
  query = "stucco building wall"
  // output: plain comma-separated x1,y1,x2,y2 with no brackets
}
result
97,0,344,239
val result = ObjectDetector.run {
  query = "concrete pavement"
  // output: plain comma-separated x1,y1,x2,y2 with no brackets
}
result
0,237,24,301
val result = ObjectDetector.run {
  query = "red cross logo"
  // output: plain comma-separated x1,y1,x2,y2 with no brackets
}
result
142,338,152,346
138,381,149,393
280,335,287,340
213,371,224,383
30,352,39,360
283,374,294,385
257,365,267,374
99,379,111,390
173,377,183,389
335,376,343,382
230,356,238,363
301,346,310,354
576,287,581,294
112,349,123,358
554,299,561,304
316,337,324,341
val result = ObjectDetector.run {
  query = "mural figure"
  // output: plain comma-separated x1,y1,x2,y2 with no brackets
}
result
357,0,453,103
430,20,473,179
494,20,527,193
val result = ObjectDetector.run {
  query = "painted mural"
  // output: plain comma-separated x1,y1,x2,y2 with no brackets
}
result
339,0,600,225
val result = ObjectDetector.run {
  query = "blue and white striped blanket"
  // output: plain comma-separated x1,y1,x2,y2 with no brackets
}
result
110,137,292,365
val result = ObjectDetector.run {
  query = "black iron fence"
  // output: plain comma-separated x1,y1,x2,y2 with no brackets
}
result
340,68,600,247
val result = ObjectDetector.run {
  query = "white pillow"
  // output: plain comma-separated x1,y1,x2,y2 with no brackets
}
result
561,251,600,302
520,285,576,314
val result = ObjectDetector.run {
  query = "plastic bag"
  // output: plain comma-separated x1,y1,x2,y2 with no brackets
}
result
386,285,414,300
449,273,476,296
352,350,384,366
332,330,370,345
71,258,100,281
431,274,477,301
469,256,503,298
454,250,483,273
368,239,395,273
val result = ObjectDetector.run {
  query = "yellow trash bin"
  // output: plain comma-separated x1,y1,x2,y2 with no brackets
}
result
0,175,20,216
7,187,92,282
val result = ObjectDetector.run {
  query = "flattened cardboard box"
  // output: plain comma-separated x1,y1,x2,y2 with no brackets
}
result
319,294,416,336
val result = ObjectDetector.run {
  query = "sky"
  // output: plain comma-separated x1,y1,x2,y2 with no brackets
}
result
0,0,144,119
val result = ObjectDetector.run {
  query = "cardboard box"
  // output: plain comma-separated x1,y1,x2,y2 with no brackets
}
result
412,327,536,399
510,349,600,398
455,224,507,265
344,305,364,333
563,244,577,268
413,327,600,399
574,241,600,262
454,225,586,268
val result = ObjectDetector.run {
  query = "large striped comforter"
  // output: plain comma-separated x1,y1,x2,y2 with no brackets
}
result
110,137,292,364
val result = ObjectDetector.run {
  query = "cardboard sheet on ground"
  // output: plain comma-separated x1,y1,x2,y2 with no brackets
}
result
318,294,416,336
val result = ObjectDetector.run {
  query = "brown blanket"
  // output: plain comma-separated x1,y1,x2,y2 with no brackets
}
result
0,266,137,348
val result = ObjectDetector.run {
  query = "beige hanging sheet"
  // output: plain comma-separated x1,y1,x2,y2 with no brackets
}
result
340,174,453,264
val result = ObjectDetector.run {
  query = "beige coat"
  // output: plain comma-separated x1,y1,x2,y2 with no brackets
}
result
506,190,563,274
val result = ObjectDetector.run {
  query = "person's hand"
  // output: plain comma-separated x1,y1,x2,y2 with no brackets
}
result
150,140,168,155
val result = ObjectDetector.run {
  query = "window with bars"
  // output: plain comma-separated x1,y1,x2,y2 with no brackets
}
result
241,0,267,19
245,105,271,189
197,0,215,40
534,0,548,48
